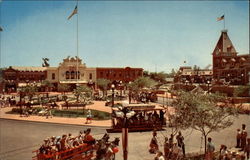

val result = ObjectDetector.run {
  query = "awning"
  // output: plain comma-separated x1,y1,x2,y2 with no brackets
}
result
231,58,236,62
59,80,87,84
240,57,246,61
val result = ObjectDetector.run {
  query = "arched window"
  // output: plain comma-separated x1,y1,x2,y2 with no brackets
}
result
71,71,75,79
66,71,70,79
77,71,80,79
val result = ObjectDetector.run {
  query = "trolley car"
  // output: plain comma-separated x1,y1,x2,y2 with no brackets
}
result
32,143,94,160
106,103,166,133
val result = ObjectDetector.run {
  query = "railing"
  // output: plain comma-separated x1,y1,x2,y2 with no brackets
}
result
32,143,94,160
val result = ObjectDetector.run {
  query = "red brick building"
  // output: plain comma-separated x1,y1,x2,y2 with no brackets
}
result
96,67,143,84
212,30,250,85
2,66,47,92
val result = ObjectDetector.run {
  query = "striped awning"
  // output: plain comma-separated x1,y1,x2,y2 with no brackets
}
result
240,57,246,61
231,58,236,62
59,80,87,84
222,59,227,63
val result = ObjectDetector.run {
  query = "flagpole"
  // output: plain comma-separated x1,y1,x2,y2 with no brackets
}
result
223,14,225,30
76,0,79,86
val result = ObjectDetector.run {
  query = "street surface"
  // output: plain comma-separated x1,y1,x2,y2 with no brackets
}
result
0,114,249,160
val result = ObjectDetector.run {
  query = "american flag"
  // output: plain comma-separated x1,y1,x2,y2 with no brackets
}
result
68,5,78,20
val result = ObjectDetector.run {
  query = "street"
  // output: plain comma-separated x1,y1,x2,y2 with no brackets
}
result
0,114,249,160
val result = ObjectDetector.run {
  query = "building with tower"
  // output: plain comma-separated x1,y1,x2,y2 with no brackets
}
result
212,30,250,85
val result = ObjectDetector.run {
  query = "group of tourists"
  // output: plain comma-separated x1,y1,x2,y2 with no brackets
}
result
0,95,16,107
149,130,185,160
206,124,250,160
113,110,166,128
38,128,95,155
37,128,120,160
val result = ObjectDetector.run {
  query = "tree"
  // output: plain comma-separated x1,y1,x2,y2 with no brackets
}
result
58,84,70,95
19,84,38,101
73,85,92,103
41,80,53,92
170,91,238,153
128,77,157,102
96,78,111,97
143,71,167,87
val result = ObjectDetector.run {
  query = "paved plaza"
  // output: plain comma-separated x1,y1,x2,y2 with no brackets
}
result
0,98,249,160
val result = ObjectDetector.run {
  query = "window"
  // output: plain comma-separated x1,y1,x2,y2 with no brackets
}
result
77,71,80,79
52,73,55,80
71,71,75,79
89,73,92,80
66,71,70,79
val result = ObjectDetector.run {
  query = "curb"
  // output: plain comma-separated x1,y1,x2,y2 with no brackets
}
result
0,117,110,128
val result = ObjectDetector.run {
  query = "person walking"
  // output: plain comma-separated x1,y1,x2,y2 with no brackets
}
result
244,138,250,160
236,129,241,148
85,109,92,124
206,137,215,160
164,137,170,159
176,131,185,157
149,130,159,154
241,124,248,151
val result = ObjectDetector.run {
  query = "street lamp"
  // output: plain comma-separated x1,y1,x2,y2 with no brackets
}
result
128,82,132,104
119,81,123,100
115,106,135,160
207,80,211,94
241,73,244,85
185,80,188,91
111,84,115,108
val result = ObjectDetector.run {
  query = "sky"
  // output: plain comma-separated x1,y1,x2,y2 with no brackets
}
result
0,1,249,72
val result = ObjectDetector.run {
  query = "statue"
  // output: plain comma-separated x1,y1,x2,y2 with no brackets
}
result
42,58,50,67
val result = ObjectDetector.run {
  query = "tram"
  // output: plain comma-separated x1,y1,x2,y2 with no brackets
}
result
32,143,94,160
106,103,166,133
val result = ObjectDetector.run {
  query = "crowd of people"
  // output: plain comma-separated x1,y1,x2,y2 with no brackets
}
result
37,128,120,160
206,124,249,160
149,124,250,160
149,130,185,160
113,110,166,128
38,128,96,155
0,95,16,107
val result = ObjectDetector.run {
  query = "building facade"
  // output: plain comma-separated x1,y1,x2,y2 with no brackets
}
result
212,30,250,85
176,66,213,84
96,67,143,84
2,57,143,92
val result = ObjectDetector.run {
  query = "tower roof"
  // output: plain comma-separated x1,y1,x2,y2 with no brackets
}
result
212,30,237,56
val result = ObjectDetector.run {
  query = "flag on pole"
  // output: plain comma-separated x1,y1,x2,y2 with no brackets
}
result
68,5,78,20
217,15,224,21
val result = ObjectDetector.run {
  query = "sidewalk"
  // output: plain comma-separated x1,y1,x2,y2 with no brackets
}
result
0,101,112,127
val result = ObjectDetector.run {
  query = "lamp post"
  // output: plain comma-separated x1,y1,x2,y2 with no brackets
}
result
185,80,188,91
115,107,135,160
241,73,244,85
119,81,123,100
111,84,115,108
128,82,132,104
207,80,211,94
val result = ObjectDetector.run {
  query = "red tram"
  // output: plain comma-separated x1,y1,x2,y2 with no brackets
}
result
107,103,166,133
32,143,94,160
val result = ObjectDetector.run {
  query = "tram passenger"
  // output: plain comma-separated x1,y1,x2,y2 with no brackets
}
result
60,134,67,151
83,128,95,145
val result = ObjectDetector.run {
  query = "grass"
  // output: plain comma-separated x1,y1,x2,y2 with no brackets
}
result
6,107,111,120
